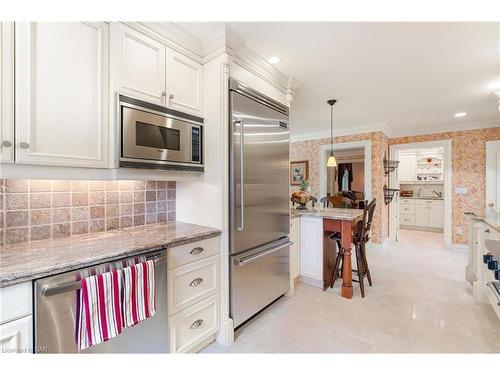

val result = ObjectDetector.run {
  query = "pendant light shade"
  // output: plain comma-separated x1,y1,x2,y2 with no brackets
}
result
327,154,337,167
327,99,337,167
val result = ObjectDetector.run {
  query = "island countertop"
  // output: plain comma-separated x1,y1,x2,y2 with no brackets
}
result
466,211,500,233
0,221,221,287
291,207,364,221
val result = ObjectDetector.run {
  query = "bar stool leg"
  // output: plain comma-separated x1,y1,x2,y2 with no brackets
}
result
330,240,343,288
356,244,365,298
361,244,372,286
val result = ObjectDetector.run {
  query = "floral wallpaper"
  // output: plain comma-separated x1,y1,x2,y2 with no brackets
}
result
290,131,389,244
291,127,500,245
390,127,500,244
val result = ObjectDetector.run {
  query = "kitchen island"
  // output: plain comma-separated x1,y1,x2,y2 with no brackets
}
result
291,207,363,298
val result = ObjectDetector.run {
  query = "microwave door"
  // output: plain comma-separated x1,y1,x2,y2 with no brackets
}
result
122,106,191,163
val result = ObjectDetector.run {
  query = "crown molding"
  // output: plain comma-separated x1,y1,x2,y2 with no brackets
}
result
290,122,390,142
388,119,500,138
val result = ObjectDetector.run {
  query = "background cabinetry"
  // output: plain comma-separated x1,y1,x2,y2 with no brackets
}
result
0,22,14,163
398,154,416,182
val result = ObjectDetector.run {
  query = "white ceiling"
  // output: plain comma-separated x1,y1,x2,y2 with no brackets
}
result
177,22,500,137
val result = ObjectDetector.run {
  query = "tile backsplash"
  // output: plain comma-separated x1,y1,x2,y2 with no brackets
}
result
0,180,176,245
399,182,443,197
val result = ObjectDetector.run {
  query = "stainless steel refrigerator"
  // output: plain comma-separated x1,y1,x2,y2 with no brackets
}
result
229,78,291,328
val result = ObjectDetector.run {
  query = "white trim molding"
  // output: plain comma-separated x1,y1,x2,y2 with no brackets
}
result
389,139,453,250
318,140,372,201
291,122,390,142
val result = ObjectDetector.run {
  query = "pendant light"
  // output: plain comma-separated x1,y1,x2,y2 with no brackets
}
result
326,99,337,167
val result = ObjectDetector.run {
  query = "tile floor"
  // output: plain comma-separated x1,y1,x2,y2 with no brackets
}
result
203,229,500,353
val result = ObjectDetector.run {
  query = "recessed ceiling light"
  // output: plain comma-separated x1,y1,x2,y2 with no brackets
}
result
267,56,280,64
488,81,500,91
454,112,467,118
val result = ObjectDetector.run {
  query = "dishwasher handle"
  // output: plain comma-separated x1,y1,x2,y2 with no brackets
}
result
40,253,166,297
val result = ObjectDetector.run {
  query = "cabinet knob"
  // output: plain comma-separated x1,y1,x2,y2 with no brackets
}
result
485,229,490,233
190,319,204,329
189,277,204,287
169,94,174,100
19,142,29,149
1,140,12,148
161,91,167,97
488,202,494,208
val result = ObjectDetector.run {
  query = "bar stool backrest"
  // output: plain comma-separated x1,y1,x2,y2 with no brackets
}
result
355,198,377,244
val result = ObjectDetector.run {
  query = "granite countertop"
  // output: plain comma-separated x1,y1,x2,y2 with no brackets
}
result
291,207,364,221
0,221,221,287
401,197,444,201
485,239,500,259
466,211,500,233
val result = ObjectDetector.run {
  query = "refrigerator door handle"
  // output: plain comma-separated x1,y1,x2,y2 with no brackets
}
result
235,118,245,231
235,241,292,266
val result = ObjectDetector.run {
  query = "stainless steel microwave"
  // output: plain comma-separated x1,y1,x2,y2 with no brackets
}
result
119,95,203,172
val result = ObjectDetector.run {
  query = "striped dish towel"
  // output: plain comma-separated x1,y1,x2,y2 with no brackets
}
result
122,260,156,327
75,269,123,350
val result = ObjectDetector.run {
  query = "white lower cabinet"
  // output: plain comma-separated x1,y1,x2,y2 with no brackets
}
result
399,198,443,230
167,236,220,353
0,281,33,354
299,216,323,286
0,316,33,354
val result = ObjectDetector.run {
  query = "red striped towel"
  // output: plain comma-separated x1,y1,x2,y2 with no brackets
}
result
122,260,156,327
76,269,123,350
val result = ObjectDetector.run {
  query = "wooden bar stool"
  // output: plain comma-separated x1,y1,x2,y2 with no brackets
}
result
329,199,376,297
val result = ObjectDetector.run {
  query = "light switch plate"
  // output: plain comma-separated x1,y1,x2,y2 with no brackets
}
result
455,187,468,195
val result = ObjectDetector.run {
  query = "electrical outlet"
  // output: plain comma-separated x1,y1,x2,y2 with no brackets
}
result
455,226,464,235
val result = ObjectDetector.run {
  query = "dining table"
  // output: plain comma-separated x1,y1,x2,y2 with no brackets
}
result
292,207,364,298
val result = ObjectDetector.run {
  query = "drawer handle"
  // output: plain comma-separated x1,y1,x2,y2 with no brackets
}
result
190,247,204,255
190,319,204,329
485,229,490,233
189,277,204,287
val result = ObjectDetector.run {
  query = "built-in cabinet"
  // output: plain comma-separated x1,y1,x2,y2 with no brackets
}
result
398,150,443,182
1,22,204,172
399,198,443,230
111,23,203,116
398,154,417,182
14,22,111,168
166,236,220,353
0,282,33,354
0,22,14,163
299,216,324,287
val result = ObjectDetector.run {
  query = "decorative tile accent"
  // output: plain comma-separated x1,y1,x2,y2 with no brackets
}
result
0,180,176,245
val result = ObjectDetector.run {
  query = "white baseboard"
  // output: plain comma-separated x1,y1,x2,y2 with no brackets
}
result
451,244,468,253
216,317,234,347
297,275,323,289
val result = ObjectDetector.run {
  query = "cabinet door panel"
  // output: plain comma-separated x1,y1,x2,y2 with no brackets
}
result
428,203,444,228
399,154,416,182
15,22,110,167
415,205,428,227
0,316,32,354
299,217,323,280
166,48,202,115
0,22,14,163
113,24,166,105
290,217,300,279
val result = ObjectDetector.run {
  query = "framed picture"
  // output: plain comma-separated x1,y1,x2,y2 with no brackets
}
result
290,160,309,185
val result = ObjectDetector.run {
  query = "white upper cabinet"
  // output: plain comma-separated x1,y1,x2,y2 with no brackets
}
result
112,23,203,116
15,22,110,168
0,22,14,163
165,48,203,115
398,154,417,182
111,23,166,105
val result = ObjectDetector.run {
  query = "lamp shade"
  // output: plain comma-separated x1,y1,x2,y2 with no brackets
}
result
327,154,337,167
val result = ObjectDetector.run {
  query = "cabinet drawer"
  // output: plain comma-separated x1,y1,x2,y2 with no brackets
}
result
399,214,415,225
168,255,218,316
399,204,415,215
167,236,219,269
168,294,218,353
400,198,415,205
0,282,32,324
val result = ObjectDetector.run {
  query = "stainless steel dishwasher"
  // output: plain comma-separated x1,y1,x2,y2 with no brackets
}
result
34,250,168,353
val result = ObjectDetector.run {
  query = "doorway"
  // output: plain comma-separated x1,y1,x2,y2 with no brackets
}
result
389,140,452,250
